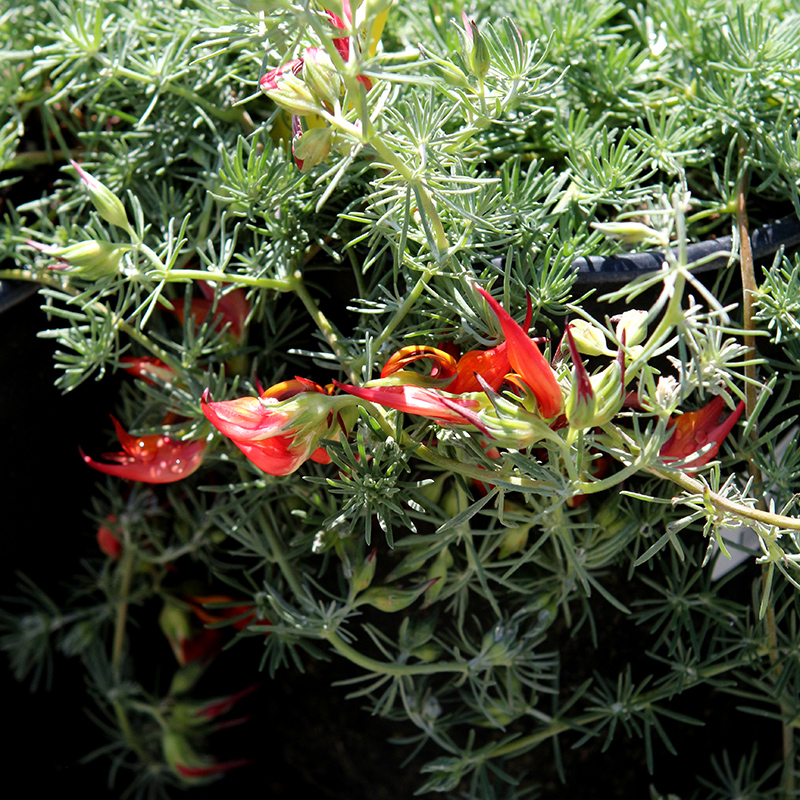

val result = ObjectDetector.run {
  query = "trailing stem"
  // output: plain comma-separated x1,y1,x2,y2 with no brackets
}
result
737,138,794,795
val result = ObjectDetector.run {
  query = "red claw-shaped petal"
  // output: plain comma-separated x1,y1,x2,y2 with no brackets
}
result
81,417,206,484
446,343,512,393
660,396,746,470
474,285,562,418
334,381,481,424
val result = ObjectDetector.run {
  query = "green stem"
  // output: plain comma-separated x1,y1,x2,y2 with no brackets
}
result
325,629,468,677
156,267,293,291
111,548,136,678
259,509,306,601
112,699,154,766
367,137,449,250
649,467,800,531
4,148,77,171
490,657,758,762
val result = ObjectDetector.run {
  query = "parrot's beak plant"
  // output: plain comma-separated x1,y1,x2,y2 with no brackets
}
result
5,0,800,796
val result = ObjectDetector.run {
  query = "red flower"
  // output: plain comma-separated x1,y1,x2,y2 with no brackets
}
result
163,729,252,784
333,381,484,425
175,759,253,780
259,5,371,99
202,378,348,476
327,6,373,89
193,683,260,721
173,281,250,342
379,342,514,394
80,417,206,484
475,286,562,419
120,356,174,385
660,396,746,470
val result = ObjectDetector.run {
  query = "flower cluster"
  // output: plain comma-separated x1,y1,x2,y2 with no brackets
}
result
198,284,747,481
259,1,386,171
204,286,562,474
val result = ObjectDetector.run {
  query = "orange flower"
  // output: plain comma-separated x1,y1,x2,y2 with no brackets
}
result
379,342,514,394
660,396,745,470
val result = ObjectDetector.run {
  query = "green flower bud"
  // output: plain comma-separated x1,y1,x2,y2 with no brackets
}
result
398,612,439,651
366,0,394,17
497,522,531,559
470,623,517,669
302,48,341,112
293,126,333,172
32,239,127,279
461,13,490,80
564,319,612,357
262,68,324,117
590,220,666,246
70,160,131,231
424,546,452,606
168,659,209,696
355,579,437,613
350,548,377,594
613,310,648,347
589,358,625,426
410,642,442,662
565,325,597,431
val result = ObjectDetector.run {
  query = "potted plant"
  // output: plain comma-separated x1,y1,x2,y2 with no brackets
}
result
3,1,800,797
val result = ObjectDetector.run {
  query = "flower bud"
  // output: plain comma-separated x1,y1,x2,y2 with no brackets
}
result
590,220,666,246
159,602,221,665
97,514,122,560
70,160,131,231
302,48,341,112
293,125,333,172
461,13,490,79
589,358,625,426
565,326,597,431
35,239,126,279
470,623,517,669
398,612,438,651
355,579,437,612
563,319,612,357
424,547,452,606
410,642,442,662
613,310,648,347
365,0,394,17
261,63,323,116
497,522,531,559
350,548,377,594
168,659,209,696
